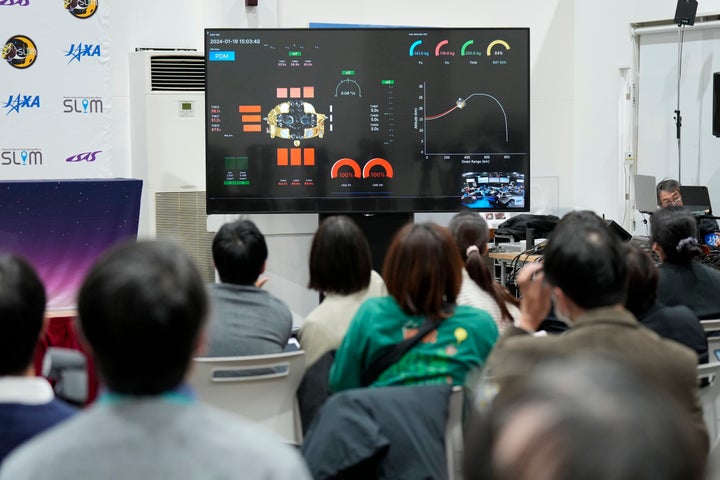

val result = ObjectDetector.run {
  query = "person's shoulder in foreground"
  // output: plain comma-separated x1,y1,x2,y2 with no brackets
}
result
0,400,310,480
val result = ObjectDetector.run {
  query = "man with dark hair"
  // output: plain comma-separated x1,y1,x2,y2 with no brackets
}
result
484,211,708,452
656,178,719,240
0,254,75,462
207,219,293,356
0,241,310,479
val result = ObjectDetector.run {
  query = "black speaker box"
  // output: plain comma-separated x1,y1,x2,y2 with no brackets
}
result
674,0,698,26
714,72,720,137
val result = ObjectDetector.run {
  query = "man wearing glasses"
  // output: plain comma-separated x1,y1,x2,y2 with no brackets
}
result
656,179,719,245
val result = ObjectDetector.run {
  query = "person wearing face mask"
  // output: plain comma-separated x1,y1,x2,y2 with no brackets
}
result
482,210,708,454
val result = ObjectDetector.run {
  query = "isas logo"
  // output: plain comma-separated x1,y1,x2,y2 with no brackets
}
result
66,150,101,162
3,94,40,115
1,35,37,69
64,0,97,19
63,97,103,114
1,149,42,166
0,0,31,6
65,43,101,63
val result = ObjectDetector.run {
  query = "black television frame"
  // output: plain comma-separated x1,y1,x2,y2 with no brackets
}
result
205,27,530,214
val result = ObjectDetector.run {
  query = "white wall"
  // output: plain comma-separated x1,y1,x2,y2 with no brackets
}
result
575,0,720,231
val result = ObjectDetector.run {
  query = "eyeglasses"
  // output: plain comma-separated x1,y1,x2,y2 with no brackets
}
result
660,192,682,207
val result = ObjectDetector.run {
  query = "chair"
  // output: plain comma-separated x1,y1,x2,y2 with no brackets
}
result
698,362,720,453
701,319,720,362
189,350,305,445
445,385,464,480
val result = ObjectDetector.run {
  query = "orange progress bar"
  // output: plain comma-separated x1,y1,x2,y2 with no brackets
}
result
239,105,262,113
303,148,315,166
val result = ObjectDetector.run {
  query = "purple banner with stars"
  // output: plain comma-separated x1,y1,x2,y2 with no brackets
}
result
0,179,141,310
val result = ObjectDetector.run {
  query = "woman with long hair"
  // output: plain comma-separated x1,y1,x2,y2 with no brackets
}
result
448,211,520,331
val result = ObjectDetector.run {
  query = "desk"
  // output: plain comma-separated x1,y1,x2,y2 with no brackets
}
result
488,251,543,287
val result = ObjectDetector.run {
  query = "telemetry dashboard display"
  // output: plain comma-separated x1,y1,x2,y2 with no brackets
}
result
205,28,530,213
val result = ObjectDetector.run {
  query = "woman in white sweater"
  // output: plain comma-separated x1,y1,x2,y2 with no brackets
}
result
448,211,520,332
298,215,387,367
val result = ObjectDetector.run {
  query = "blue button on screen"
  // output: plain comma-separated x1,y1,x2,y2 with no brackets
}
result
209,51,235,62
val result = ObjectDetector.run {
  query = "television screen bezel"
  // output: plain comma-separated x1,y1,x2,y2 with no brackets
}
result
204,26,530,214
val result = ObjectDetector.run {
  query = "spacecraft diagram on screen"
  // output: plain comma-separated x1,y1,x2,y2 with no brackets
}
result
266,99,327,146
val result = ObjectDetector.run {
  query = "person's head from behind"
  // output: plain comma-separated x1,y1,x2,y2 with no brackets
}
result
383,222,463,321
448,209,518,323
448,210,491,260
542,211,627,317
212,219,267,285
624,244,660,318
78,240,208,395
657,179,683,208
308,215,372,295
650,205,702,264
0,254,46,376
464,356,705,480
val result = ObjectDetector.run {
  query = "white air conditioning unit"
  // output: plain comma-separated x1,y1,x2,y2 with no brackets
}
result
129,50,214,282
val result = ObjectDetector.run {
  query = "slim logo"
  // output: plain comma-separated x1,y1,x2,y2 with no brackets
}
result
65,43,101,63
63,97,103,114
65,0,97,18
2,35,37,69
1,149,42,166
3,94,40,115
66,150,101,162
0,0,30,5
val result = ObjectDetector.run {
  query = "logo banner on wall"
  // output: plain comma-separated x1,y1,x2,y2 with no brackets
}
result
0,0,112,179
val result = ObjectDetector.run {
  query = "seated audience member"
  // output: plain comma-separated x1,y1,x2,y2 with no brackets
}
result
651,206,720,319
656,178,719,240
206,219,293,356
448,210,520,332
0,241,310,479
625,243,708,363
464,356,706,480
0,255,76,463
329,222,499,392
299,215,387,368
484,211,708,452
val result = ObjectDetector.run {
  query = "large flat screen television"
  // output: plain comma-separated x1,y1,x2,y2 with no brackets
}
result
205,27,529,213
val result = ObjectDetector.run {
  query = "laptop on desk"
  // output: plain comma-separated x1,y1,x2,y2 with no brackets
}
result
634,174,658,214
681,185,713,215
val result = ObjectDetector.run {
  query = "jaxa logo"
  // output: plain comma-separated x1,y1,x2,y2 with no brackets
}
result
66,150,101,162
65,43,101,63
1,149,42,166
64,0,97,18
1,36,37,69
3,94,40,115
0,0,31,6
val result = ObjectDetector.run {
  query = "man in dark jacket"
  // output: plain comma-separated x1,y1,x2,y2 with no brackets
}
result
485,210,708,453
